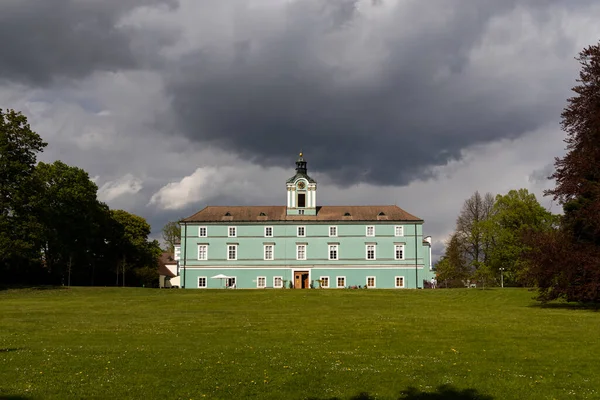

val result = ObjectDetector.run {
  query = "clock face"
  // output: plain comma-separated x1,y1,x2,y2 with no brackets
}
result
297,181,306,189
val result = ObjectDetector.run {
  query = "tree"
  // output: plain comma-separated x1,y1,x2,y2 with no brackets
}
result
435,233,470,287
455,191,495,270
484,189,557,286
528,43,600,302
32,161,110,286
162,220,181,254
0,109,47,282
109,210,161,287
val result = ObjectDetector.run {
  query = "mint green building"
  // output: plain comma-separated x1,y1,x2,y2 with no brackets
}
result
175,154,433,289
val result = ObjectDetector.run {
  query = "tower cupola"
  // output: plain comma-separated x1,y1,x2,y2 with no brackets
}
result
286,152,317,216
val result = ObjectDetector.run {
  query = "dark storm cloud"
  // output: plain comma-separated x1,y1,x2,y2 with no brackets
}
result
166,0,584,186
0,0,178,86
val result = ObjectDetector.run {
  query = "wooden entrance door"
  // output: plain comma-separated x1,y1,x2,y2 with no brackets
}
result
294,271,309,289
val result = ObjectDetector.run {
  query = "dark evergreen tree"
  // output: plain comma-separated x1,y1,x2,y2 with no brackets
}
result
528,43,600,302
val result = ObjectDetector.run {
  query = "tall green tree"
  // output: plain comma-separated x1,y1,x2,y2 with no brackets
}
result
109,210,161,287
527,42,600,302
33,161,110,286
484,189,556,286
162,220,181,254
435,233,470,287
0,109,47,282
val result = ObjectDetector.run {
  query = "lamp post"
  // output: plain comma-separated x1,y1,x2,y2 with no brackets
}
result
499,267,505,288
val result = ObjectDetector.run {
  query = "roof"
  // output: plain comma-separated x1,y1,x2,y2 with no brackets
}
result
158,252,176,277
182,205,422,223
286,172,317,184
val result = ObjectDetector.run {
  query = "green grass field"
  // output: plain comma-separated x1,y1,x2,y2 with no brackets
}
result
0,288,598,400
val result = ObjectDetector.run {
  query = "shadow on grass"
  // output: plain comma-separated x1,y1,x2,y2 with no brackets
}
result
0,395,33,399
528,302,599,311
308,385,493,400
0,348,23,353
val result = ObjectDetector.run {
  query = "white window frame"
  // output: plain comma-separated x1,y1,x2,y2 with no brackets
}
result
395,276,405,288
198,226,207,237
197,245,208,261
257,276,266,288
328,244,339,260
264,244,274,261
297,226,306,237
273,276,283,288
299,209,305,215
174,245,181,261
394,244,405,260
336,276,346,288
264,226,273,237
320,276,330,288
394,226,404,237
198,276,207,288
228,226,237,238
329,226,337,237
227,244,237,261
366,244,376,260
366,276,376,288
366,226,375,237
296,244,306,260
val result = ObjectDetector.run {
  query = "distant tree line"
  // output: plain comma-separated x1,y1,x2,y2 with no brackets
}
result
1,109,161,287
435,189,557,288
438,42,600,303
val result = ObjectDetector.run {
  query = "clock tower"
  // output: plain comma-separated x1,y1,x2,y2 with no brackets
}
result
286,153,317,215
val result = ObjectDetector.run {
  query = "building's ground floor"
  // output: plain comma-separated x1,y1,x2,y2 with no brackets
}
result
179,266,434,289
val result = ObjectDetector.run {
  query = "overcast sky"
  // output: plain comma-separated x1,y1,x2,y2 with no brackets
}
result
2,0,599,260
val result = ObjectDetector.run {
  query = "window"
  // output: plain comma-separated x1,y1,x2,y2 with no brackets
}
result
199,226,207,237
395,245,405,260
174,246,181,261
226,277,236,288
299,209,305,215
198,276,207,288
395,276,405,288
395,226,404,237
337,276,346,288
320,276,329,288
329,245,338,260
366,244,376,260
227,245,237,260
197,245,208,260
264,245,274,260
297,226,305,237
257,276,266,288
228,226,237,237
297,244,306,260
297,193,306,207
367,276,376,288
329,226,337,237
274,276,283,288
265,226,273,237
366,226,375,237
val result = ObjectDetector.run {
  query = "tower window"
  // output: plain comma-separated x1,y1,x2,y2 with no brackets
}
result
297,193,306,208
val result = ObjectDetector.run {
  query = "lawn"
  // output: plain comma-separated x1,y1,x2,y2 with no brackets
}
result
0,288,598,400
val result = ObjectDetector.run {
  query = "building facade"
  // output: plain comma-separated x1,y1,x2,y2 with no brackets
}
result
175,154,433,289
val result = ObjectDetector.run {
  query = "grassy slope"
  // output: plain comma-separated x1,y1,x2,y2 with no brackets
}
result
0,288,598,400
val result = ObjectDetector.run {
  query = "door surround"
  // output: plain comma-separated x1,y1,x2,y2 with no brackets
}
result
292,268,311,289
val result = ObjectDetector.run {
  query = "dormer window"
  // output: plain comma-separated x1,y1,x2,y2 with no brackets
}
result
259,212,266,216
224,212,231,216
344,212,351,216
378,212,386,216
